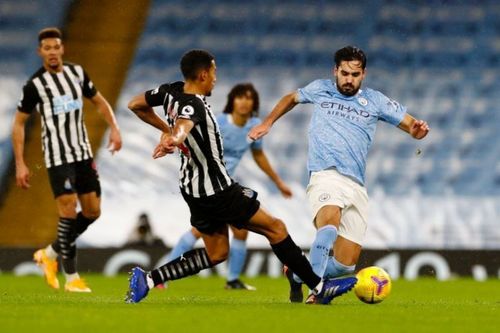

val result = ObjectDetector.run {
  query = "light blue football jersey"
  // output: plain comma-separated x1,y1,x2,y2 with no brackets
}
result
217,114,263,176
297,79,406,185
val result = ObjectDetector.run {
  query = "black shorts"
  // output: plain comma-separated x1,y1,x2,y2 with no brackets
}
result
47,159,101,198
181,183,260,235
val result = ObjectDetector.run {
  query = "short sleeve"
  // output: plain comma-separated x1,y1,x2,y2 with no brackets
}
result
177,99,205,125
82,69,97,98
145,83,171,107
297,79,322,104
376,91,407,126
17,81,40,114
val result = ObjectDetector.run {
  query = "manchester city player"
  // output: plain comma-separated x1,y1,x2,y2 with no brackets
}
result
166,83,292,290
126,50,357,304
249,46,429,304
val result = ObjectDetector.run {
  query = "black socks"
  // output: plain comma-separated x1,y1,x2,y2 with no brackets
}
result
51,212,97,254
150,248,213,286
271,235,321,290
57,217,77,274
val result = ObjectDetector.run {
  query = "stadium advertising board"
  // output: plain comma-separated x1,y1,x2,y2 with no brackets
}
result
1,247,499,281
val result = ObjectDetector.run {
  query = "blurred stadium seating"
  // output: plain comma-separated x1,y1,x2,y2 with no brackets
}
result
98,0,499,196
1,0,498,248
89,0,500,249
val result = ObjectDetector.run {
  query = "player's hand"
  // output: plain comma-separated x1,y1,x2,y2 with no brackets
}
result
15,163,31,189
276,180,293,198
160,135,177,152
410,120,430,140
152,143,169,159
152,132,176,159
248,123,271,141
107,128,122,154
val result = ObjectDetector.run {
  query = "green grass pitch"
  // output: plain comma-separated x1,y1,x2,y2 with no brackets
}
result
0,274,498,333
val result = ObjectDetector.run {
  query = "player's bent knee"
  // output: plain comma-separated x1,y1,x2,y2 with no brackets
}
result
264,217,288,243
83,208,101,220
208,252,228,265
57,200,78,217
59,208,77,218
273,218,287,236
207,248,229,265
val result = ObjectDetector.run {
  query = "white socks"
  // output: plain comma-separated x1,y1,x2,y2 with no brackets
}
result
146,273,155,289
45,245,58,260
65,272,80,283
312,281,324,295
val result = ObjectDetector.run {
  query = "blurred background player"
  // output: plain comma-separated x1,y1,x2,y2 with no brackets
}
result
125,49,356,304
249,46,429,304
12,27,122,292
166,83,292,290
126,212,165,247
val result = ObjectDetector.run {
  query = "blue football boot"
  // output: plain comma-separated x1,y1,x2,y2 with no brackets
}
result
125,267,150,303
316,276,357,304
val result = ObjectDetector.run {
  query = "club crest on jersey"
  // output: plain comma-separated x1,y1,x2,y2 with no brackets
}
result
358,97,368,106
181,105,195,117
319,193,331,202
242,187,256,199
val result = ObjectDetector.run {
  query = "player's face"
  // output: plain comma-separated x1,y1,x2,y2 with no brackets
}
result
38,38,64,72
233,91,254,116
203,60,217,96
334,60,365,96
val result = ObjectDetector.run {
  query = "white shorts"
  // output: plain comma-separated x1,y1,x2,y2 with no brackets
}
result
306,169,369,245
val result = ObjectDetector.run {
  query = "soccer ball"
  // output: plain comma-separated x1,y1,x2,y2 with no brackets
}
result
354,266,392,304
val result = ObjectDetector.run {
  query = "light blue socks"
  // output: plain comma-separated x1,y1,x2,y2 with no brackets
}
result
227,238,247,281
294,225,338,283
168,230,197,261
324,255,355,279
309,225,338,278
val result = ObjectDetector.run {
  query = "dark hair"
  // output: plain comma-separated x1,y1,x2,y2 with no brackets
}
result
334,46,367,69
38,27,62,43
180,49,215,81
223,83,260,117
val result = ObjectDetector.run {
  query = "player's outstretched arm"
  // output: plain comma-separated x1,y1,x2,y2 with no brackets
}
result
251,149,292,198
11,111,31,189
128,93,171,133
90,92,122,154
248,92,299,141
398,114,430,140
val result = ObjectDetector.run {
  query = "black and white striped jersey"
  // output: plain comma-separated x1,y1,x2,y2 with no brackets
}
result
17,62,97,168
145,81,233,198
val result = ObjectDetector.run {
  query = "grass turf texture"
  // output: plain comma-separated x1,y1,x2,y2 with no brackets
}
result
0,274,499,333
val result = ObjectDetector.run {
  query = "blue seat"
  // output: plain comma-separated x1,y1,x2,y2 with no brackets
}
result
94,0,498,198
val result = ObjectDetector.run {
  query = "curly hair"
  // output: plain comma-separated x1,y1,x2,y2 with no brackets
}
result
223,83,259,117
